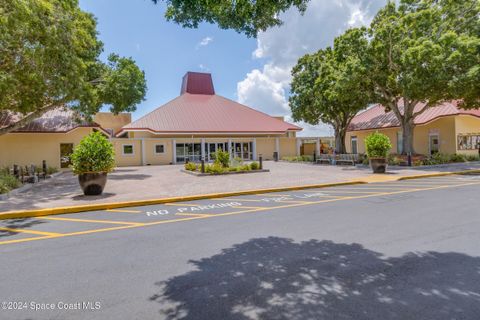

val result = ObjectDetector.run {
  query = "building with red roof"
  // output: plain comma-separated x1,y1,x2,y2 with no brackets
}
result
111,72,303,166
0,72,309,169
345,101,480,156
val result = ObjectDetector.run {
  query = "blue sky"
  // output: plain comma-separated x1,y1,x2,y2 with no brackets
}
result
79,0,262,118
79,0,387,136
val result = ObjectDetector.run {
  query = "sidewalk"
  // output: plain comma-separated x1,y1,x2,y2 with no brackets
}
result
1,161,479,213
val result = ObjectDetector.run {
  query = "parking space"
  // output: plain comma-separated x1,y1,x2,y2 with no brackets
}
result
1,174,479,246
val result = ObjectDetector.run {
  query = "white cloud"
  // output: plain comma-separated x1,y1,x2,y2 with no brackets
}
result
237,0,386,137
198,64,210,71
196,36,214,49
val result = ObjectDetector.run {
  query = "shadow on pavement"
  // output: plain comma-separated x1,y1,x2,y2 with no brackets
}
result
0,218,45,238
150,237,480,320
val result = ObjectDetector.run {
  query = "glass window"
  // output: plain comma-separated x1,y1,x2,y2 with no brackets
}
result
351,136,358,154
123,144,134,155
154,144,165,154
458,134,480,150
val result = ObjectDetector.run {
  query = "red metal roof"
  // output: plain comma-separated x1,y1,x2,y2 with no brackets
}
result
348,100,480,131
0,108,103,133
119,93,302,135
180,72,215,95
119,72,302,135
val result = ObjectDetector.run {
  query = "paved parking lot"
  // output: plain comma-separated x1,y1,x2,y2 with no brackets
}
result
1,174,480,320
2,174,480,246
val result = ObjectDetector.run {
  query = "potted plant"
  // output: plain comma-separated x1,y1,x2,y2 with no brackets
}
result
71,131,116,195
365,132,392,173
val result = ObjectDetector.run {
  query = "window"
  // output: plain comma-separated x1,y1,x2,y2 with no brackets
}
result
351,136,358,154
122,144,134,155
154,144,165,154
60,143,74,168
458,134,480,150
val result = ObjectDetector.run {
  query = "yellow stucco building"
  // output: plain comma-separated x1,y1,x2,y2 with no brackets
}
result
0,72,317,169
345,101,480,156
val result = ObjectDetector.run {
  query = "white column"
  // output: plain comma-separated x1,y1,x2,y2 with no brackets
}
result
172,139,176,164
275,137,280,159
201,138,205,160
228,139,233,160
141,139,146,166
316,138,321,155
296,138,302,156
252,138,257,160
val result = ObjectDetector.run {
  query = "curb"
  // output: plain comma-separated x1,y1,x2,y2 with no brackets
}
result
1,168,478,220
0,180,365,220
397,169,480,180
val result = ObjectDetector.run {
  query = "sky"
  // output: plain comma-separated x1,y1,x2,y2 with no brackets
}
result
79,0,387,137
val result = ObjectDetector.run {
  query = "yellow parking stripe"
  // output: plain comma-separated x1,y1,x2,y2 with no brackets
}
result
232,206,266,209
209,198,264,202
1,180,479,246
106,209,142,213
175,213,213,217
256,194,292,197
0,227,62,237
38,216,143,226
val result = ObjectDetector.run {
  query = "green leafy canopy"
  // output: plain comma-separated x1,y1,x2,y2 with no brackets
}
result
0,0,147,134
70,132,116,174
365,132,392,158
151,0,309,37
289,27,373,153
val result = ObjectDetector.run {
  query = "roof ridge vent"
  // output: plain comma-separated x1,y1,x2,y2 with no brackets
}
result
180,72,215,95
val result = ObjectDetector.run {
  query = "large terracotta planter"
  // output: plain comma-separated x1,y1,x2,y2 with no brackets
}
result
78,172,107,195
369,158,387,173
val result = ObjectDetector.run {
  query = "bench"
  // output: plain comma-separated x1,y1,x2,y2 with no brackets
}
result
316,154,358,165
336,154,358,166
316,154,333,165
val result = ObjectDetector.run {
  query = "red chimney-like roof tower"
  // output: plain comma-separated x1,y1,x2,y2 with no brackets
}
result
180,72,215,95
117,72,302,136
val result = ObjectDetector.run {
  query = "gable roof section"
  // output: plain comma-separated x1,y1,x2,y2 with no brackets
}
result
118,93,302,135
0,108,105,133
348,101,480,132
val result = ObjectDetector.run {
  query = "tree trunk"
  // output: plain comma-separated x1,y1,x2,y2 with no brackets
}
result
401,119,415,155
334,127,347,154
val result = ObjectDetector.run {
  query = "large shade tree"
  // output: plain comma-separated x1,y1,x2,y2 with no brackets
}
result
0,0,147,135
290,28,372,153
367,0,480,155
151,0,309,37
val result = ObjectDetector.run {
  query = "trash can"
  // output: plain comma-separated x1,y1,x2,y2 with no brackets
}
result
273,152,279,162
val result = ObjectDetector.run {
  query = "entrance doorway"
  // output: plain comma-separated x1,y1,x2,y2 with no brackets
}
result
60,143,74,168
429,134,440,155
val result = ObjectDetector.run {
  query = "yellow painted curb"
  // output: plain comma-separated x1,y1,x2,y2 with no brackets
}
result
0,180,365,220
397,169,480,181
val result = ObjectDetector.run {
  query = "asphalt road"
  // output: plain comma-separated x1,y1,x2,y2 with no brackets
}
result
1,174,480,320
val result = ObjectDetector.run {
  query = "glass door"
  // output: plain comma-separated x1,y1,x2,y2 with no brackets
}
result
208,143,217,161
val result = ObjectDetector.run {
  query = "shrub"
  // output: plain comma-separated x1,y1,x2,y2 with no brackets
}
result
387,154,402,166
301,155,313,162
0,174,21,194
70,132,116,174
449,153,467,163
250,161,260,170
214,150,230,168
466,154,480,161
365,132,392,158
205,163,225,174
228,166,240,172
184,162,197,171
240,164,251,171
47,166,58,175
